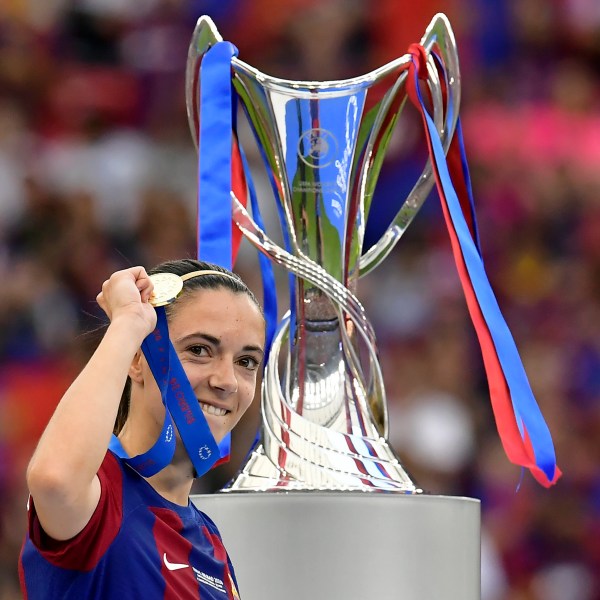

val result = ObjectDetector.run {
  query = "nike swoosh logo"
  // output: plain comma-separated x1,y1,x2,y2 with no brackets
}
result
163,553,189,571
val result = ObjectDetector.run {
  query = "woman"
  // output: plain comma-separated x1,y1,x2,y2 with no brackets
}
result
19,259,266,599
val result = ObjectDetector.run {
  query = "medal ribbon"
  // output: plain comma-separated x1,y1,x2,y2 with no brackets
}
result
110,307,223,477
151,307,222,475
404,44,560,486
108,413,175,478
108,308,176,476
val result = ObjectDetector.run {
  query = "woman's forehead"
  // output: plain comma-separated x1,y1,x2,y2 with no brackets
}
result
170,287,265,337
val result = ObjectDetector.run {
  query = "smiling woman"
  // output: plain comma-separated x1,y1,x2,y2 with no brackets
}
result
19,259,265,600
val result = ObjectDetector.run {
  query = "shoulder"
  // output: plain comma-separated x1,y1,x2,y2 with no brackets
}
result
23,451,125,572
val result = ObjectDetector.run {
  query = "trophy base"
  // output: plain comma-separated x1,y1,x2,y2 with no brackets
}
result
223,446,420,493
191,492,481,600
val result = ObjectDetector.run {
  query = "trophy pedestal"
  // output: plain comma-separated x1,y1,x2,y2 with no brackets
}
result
192,492,480,600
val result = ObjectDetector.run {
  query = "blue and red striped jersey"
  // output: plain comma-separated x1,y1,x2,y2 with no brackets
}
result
19,451,241,599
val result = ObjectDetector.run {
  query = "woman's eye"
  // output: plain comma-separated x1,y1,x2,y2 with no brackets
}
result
188,345,209,357
238,356,260,370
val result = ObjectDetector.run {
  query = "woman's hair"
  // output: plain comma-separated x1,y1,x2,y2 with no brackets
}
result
113,258,263,434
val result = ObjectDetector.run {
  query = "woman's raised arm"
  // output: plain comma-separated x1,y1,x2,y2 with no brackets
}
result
26,266,156,541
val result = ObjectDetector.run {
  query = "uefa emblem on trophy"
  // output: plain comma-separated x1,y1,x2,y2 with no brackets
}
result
186,13,559,495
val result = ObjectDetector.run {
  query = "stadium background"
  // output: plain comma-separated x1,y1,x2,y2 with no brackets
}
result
1,1,600,598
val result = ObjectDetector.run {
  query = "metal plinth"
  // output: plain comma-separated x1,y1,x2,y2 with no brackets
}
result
191,493,481,600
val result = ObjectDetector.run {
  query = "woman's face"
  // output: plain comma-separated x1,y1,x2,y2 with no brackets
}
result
140,286,265,444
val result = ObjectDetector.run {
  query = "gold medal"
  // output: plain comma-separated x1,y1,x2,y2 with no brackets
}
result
149,273,184,307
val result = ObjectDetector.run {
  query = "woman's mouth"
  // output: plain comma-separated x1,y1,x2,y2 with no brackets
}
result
200,402,229,417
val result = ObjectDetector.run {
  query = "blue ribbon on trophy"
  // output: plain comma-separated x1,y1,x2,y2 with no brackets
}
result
198,40,278,362
183,14,560,490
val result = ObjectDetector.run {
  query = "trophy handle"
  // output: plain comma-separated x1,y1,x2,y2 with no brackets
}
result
186,15,461,280
358,13,461,277
185,16,223,150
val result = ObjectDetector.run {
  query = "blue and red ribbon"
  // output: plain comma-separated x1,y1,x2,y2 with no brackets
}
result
404,44,560,487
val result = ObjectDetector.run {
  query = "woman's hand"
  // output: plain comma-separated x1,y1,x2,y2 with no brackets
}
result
96,266,157,337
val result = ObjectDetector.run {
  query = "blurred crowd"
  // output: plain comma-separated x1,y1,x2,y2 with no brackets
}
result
1,0,600,598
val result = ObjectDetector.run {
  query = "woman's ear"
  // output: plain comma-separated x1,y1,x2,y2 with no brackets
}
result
129,350,144,384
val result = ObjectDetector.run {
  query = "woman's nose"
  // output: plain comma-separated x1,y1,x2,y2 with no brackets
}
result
208,358,238,394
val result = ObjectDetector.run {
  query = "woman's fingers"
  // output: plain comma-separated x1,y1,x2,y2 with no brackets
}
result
96,267,156,319
134,269,154,304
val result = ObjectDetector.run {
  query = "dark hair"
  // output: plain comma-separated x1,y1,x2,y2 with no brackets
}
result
113,258,263,434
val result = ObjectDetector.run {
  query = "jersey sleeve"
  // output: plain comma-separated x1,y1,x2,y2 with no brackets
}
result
26,451,124,571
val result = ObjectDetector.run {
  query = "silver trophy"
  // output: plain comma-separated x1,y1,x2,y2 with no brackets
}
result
186,14,460,493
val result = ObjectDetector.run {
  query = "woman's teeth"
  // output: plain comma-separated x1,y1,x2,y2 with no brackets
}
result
200,403,228,417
